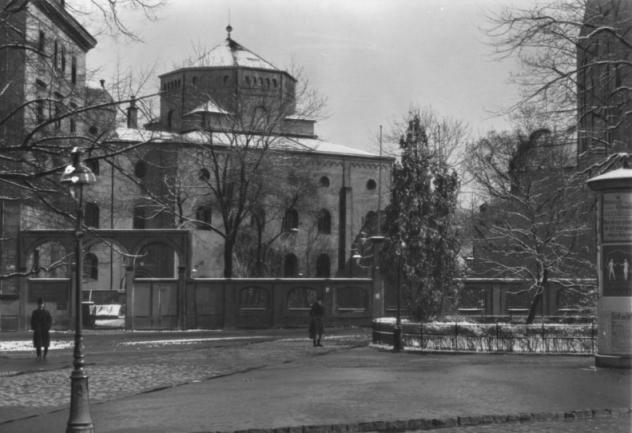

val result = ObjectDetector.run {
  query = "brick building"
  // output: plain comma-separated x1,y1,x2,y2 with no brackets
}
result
577,0,632,166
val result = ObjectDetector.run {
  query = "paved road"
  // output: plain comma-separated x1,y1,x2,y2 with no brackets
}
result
0,329,630,433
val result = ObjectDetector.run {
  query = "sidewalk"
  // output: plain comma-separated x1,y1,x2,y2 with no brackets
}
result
1,341,630,433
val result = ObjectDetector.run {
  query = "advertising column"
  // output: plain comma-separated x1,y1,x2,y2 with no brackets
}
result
587,168,632,368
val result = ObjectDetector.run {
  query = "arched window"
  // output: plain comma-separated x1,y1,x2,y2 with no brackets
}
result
239,286,268,310
195,205,212,229
136,243,176,278
317,209,331,234
366,179,377,190
282,208,299,232
83,253,98,280
85,158,99,175
133,206,146,229
316,254,330,278
199,168,210,181
84,202,99,228
284,254,298,277
287,287,318,310
134,160,147,179
319,176,330,187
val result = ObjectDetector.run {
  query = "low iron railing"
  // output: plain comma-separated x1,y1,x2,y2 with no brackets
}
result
372,319,596,354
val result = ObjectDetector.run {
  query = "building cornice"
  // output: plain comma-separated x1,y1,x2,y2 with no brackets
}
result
32,0,97,51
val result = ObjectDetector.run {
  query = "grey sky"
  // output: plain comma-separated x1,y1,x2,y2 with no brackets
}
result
86,0,525,152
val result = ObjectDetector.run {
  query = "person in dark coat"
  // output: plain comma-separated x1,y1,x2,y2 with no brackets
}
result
31,298,52,360
309,297,325,347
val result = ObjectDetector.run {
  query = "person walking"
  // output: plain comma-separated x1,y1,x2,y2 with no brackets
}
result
309,297,325,347
31,298,52,360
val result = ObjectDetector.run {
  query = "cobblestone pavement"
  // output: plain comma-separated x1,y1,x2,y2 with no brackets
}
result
416,412,632,433
0,332,369,414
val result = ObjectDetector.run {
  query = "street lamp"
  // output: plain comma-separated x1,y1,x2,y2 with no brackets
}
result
60,147,97,433
393,240,405,353
353,234,405,352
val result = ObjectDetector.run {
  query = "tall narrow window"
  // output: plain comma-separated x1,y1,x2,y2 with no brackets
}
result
133,206,146,229
316,254,331,278
53,40,58,69
36,100,45,124
284,254,298,277
167,110,174,130
85,158,99,175
83,253,98,280
195,205,212,229
60,45,66,73
69,102,77,133
38,31,45,54
317,209,331,234
71,56,77,85
282,209,299,232
84,202,99,228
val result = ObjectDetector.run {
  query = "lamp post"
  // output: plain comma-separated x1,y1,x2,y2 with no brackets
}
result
393,240,405,352
60,147,97,433
353,235,405,352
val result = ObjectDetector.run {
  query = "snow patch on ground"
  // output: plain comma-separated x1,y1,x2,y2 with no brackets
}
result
0,340,73,352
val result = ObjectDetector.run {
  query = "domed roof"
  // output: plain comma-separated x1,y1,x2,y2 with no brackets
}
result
200,34,281,71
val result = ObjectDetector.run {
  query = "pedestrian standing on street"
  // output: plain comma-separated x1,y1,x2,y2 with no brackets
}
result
309,297,325,347
31,298,52,360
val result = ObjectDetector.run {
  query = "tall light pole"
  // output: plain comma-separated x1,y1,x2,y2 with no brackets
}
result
60,147,97,433
393,240,405,352
353,235,405,352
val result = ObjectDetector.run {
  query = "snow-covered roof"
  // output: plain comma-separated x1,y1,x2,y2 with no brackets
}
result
194,37,282,72
111,127,385,159
586,167,632,191
185,99,230,116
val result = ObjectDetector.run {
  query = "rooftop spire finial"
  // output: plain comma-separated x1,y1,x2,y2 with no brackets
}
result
226,9,232,39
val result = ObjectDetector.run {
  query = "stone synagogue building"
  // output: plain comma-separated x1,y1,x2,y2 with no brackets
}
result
0,1,392,330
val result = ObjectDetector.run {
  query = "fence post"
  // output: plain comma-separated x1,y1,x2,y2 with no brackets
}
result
372,320,377,344
454,321,458,351
591,317,595,354
541,317,546,353
495,321,500,352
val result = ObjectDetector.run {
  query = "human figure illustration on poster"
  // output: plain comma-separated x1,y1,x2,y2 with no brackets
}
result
602,246,632,296
608,258,616,280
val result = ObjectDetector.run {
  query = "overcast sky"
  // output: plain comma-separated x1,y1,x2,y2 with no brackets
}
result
86,0,527,153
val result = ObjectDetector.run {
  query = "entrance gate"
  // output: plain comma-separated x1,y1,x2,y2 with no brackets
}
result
132,279,179,329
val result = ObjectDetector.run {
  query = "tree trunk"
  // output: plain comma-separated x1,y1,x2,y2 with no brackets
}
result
526,288,543,324
223,240,234,278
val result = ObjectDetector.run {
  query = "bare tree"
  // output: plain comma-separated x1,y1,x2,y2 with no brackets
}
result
466,128,595,323
0,0,164,284
487,0,632,161
107,59,327,277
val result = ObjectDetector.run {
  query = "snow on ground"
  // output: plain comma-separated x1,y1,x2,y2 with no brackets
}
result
0,339,73,352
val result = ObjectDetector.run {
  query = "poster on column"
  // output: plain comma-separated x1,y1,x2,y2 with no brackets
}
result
602,193,632,242
602,245,632,297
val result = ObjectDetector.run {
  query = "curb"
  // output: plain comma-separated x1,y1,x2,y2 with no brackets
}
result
203,408,632,433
